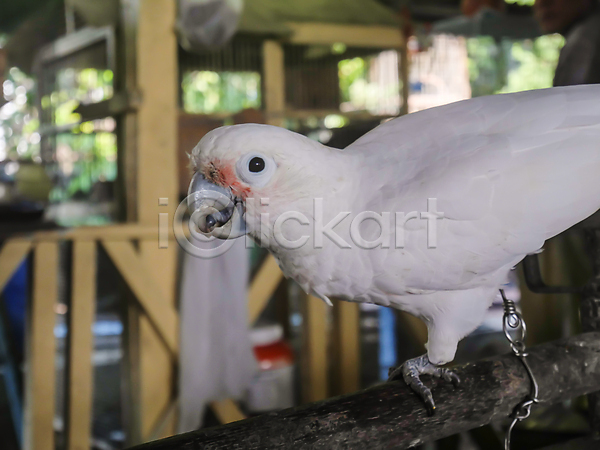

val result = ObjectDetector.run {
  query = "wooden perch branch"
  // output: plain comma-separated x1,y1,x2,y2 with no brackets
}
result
129,332,600,449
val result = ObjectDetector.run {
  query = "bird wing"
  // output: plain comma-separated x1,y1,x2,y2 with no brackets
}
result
345,85,600,291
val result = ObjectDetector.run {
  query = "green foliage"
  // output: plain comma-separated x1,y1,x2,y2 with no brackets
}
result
505,0,535,5
467,34,564,97
1,64,117,212
339,57,366,104
49,119,117,203
40,68,116,205
50,126,117,201
499,35,564,93
467,36,499,97
42,68,114,126
182,71,261,114
338,53,400,114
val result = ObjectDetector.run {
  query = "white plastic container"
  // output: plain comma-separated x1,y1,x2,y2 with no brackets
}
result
246,324,295,413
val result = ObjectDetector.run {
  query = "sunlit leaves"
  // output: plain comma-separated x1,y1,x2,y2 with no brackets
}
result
0,66,38,161
505,0,535,6
338,51,400,115
467,34,564,97
182,70,261,114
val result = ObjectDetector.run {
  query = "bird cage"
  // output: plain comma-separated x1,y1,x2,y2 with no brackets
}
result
178,35,264,117
176,15,406,198
179,31,406,124
34,27,118,224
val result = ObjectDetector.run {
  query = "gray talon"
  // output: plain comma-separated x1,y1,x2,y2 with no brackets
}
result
387,354,459,415
439,368,461,387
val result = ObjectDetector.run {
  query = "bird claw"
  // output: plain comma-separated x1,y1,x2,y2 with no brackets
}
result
388,354,460,415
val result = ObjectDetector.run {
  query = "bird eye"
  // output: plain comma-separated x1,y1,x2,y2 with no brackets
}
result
236,153,276,187
249,157,265,173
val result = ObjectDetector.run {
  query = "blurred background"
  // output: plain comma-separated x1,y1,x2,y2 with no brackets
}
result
0,0,598,449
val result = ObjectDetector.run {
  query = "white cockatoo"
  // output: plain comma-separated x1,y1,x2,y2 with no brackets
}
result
187,85,600,412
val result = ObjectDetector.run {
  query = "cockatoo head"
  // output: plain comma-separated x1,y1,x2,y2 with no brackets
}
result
187,124,345,245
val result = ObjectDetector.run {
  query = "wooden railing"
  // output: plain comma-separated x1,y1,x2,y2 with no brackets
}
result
0,224,362,447
0,225,179,450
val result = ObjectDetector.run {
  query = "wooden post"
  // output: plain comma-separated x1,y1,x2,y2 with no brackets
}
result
262,40,285,127
119,0,143,443
66,241,97,450
399,33,409,115
122,0,179,443
302,295,329,403
399,40,409,116
210,399,246,425
398,9,410,116
24,242,58,450
248,255,283,325
332,301,360,395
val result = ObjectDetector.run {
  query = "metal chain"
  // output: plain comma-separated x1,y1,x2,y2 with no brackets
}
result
500,289,540,450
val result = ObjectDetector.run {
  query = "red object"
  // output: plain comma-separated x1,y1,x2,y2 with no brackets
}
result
253,341,294,371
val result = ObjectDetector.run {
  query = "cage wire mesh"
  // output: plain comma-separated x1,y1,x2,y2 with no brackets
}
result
37,37,117,222
179,35,263,115
179,35,404,121
284,44,341,111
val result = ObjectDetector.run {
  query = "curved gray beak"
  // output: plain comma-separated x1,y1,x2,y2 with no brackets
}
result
187,172,246,239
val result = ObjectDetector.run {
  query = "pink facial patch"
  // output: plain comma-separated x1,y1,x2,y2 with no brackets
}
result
204,160,252,199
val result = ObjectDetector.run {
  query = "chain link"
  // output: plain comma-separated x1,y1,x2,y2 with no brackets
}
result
500,289,540,450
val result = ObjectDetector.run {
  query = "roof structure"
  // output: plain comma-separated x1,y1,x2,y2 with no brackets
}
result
2,0,540,73
237,0,400,35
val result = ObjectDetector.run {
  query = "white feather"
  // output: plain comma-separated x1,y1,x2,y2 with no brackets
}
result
191,85,600,365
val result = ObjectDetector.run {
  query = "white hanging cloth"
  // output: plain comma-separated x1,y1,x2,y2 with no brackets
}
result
178,236,256,432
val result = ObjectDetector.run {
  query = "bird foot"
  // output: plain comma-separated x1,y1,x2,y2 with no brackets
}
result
388,354,460,415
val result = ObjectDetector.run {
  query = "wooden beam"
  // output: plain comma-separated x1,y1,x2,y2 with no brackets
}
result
268,110,394,121
262,40,286,127
0,239,31,292
332,301,360,395
24,242,58,450
122,298,143,446
302,295,329,403
286,22,404,48
133,0,179,440
118,0,142,443
136,1,178,225
210,400,247,425
248,255,283,325
17,224,165,242
126,332,600,450
101,240,178,355
147,399,180,442
66,241,96,450
138,243,178,441
399,31,409,116
179,110,395,123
